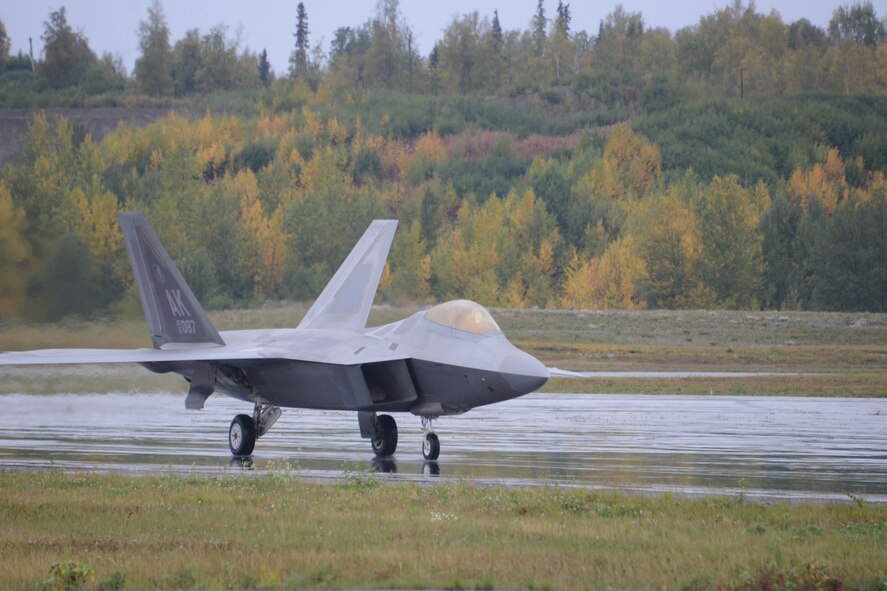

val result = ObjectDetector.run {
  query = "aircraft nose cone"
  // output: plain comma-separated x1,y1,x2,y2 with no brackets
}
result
500,350,549,394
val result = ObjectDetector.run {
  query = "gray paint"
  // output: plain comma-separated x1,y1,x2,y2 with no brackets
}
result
0,213,549,441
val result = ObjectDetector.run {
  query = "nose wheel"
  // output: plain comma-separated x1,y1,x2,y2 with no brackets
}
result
421,416,440,460
423,432,440,460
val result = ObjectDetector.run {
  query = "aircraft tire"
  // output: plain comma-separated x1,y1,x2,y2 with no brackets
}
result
229,414,257,456
422,432,440,461
371,414,398,457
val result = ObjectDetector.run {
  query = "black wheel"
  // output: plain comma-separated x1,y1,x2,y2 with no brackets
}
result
229,414,257,456
371,414,398,457
422,432,440,460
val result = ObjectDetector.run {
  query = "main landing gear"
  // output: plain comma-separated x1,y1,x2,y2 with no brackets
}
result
228,401,282,457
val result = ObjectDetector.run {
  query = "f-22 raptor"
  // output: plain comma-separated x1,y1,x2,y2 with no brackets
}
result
0,213,549,460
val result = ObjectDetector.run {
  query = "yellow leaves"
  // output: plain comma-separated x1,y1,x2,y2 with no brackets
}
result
602,125,663,197
788,148,849,215
415,132,447,165
0,182,31,318
71,186,121,261
326,117,348,145
230,170,289,298
561,239,645,310
149,149,163,171
301,147,348,196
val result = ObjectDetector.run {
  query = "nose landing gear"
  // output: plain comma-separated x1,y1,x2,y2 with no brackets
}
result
421,416,440,460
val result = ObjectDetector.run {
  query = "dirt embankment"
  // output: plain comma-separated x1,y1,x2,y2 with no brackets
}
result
0,107,204,167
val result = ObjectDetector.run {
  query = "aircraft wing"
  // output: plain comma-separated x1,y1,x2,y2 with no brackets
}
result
0,335,410,367
0,346,280,366
297,220,398,331
547,367,590,378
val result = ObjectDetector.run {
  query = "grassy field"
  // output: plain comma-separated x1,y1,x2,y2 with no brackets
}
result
2,470,886,591
1,306,885,397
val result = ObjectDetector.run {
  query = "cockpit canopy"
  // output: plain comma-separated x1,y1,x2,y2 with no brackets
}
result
424,300,502,335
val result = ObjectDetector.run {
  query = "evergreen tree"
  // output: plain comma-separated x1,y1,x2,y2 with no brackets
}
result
491,9,504,51
556,2,571,37
258,48,271,87
532,0,547,56
134,0,173,96
289,2,310,78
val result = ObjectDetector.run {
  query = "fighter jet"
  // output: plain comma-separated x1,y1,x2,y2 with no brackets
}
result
0,213,549,459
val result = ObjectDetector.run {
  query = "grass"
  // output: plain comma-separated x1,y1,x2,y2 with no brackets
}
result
2,470,886,590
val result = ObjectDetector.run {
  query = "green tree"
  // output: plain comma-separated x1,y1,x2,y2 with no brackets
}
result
810,188,887,311
40,7,96,88
828,1,886,46
628,193,710,308
386,220,430,302
760,192,805,309
289,2,310,79
0,20,10,71
134,0,173,96
693,175,765,308
531,0,546,57
0,183,30,319
172,29,202,95
258,48,271,87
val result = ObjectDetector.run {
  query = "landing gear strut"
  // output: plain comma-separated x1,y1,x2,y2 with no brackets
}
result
228,401,282,457
421,416,440,461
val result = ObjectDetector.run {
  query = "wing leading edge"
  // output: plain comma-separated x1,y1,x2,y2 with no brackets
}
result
297,220,398,331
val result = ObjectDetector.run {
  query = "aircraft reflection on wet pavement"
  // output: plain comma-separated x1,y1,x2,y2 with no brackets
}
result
1,391,885,503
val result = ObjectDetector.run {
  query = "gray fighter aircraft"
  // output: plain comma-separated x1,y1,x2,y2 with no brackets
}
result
0,213,549,459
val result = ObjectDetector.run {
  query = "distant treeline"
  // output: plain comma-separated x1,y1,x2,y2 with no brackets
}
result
0,0,885,320
0,1,886,107
0,92,884,321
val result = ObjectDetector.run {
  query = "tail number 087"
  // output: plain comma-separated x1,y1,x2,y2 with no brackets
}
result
176,319,197,334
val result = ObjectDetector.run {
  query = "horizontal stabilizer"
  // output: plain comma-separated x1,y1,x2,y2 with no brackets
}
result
298,220,398,330
119,212,224,349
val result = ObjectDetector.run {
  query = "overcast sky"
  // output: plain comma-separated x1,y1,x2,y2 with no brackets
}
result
4,1,841,76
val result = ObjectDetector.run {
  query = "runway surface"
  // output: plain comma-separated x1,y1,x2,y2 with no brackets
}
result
1,392,885,503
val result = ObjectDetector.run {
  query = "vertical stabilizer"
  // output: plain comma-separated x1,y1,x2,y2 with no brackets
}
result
298,220,398,330
119,212,224,349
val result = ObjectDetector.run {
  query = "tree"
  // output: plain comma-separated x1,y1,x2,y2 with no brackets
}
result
595,5,645,71
810,187,887,311
0,20,10,71
828,1,886,46
0,183,30,319
628,193,710,308
555,2,571,37
692,175,765,308
491,9,504,52
172,29,202,95
40,7,96,88
134,0,173,96
289,2,310,79
532,0,547,56
258,48,271,87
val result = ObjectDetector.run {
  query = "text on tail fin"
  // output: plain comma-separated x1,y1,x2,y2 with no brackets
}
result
119,212,224,348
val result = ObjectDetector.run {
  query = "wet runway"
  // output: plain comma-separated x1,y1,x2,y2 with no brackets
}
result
1,392,885,503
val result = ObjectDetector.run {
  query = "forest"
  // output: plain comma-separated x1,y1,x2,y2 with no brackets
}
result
0,0,885,321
